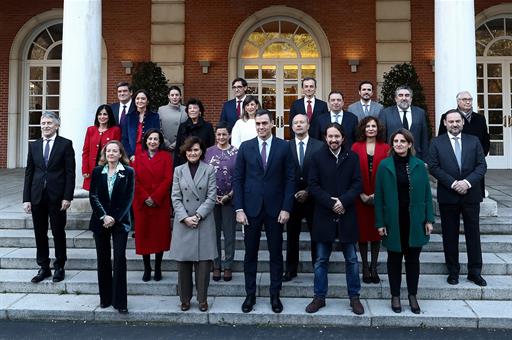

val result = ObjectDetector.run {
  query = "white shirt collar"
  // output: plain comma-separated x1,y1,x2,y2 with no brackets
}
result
102,162,126,174
295,135,309,146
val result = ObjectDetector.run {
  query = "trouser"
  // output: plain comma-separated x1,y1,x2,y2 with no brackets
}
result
387,247,421,296
213,203,237,270
177,260,211,303
286,201,316,273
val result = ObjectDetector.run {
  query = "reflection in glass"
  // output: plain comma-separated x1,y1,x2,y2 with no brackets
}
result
283,85,297,95
29,111,42,125
284,96,296,109
488,79,502,93
478,95,484,109
477,79,484,92
477,64,483,77
29,96,42,110
29,127,41,140
262,42,297,58
261,65,276,79
47,96,60,110
262,96,276,109
486,19,505,38
47,67,60,80
488,110,503,124
28,44,45,60
488,95,503,108
241,42,259,59
487,64,502,77
30,67,43,80
284,65,298,79
34,29,52,50
47,44,62,59
244,65,258,79
247,85,258,95
47,81,60,95
490,142,504,156
262,85,276,94
29,82,43,96
489,126,503,139
302,65,316,78
48,24,63,42
487,39,512,56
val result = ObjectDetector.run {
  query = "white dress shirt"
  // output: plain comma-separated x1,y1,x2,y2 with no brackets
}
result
303,96,316,112
295,135,309,161
118,99,132,122
447,131,471,189
397,106,412,128
258,135,273,155
42,133,56,158
330,111,344,124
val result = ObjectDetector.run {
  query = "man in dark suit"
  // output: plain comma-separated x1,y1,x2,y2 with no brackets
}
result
428,109,487,287
110,81,135,126
289,77,329,138
347,80,384,121
379,85,429,160
283,113,323,282
23,111,76,283
220,77,247,131
315,91,358,148
305,122,364,315
437,91,490,198
233,109,295,314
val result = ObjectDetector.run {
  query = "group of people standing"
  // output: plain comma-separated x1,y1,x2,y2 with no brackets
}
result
22,76,489,317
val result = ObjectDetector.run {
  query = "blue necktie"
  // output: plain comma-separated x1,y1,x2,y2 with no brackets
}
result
453,136,462,170
261,141,267,169
43,139,51,167
299,141,305,168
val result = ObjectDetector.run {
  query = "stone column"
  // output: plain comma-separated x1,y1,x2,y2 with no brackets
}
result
59,0,102,195
435,0,476,133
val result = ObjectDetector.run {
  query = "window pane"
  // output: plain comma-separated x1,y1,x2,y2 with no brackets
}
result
30,67,43,80
247,31,266,48
46,96,59,110
48,23,63,42
488,95,502,108
284,84,298,95
284,96,296,109
476,42,485,56
261,21,279,34
488,110,502,124
261,65,276,79
301,65,316,78
29,82,43,95
488,79,502,93
487,39,512,56
34,29,52,50
477,64,484,77
47,81,60,95
489,126,503,140
29,127,41,140
262,83,276,94
296,34,319,58
29,96,42,110
283,65,298,79
475,25,493,47
29,111,42,124
477,95,484,109
28,44,45,60
247,84,258,95
477,78,484,92
262,96,275,110
47,44,62,60
262,42,297,58
47,67,60,80
490,141,504,156
244,65,258,79
241,42,259,59
487,64,502,77
486,19,505,38
280,21,297,40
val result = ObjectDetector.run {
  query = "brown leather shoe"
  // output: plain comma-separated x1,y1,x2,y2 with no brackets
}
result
180,302,190,311
212,268,221,281
350,296,364,315
305,297,326,313
199,302,208,312
223,269,232,282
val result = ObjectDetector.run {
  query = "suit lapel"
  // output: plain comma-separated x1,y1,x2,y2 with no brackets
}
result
290,140,299,166
303,139,315,169
265,137,277,174
193,162,207,187
46,136,61,168
442,134,460,170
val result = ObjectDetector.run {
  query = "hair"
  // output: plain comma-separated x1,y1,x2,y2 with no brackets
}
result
93,104,116,128
116,81,131,90
185,98,205,116
323,122,346,139
255,108,274,122
356,116,386,142
394,85,413,98
98,140,130,166
232,77,248,87
141,128,165,151
241,95,261,121
301,77,317,87
443,108,464,121
215,120,231,133
41,111,60,125
328,90,344,101
388,128,416,157
359,80,374,91
134,89,149,101
179,136,206,161
455,91,472,100
291,113,310,124
168,85,182,96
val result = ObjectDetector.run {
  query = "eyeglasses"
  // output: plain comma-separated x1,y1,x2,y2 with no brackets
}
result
458,98,473,102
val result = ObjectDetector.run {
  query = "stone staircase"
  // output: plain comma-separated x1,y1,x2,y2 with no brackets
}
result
1,210,512,328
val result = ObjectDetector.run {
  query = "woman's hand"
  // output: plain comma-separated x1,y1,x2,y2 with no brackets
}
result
378,227,387,236
184,216,199,228
130,155,135,162
425,222,434,235
145,197,155,207
83,173,90,178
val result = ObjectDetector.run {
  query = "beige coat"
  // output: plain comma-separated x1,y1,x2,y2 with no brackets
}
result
170,161,217,261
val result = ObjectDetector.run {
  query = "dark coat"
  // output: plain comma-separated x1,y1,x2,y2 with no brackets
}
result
111,101,136,126
121,110,161,158
314,111,359,148
289,97,329,138
438,111,490,156
89,165,134,234
219,98,240,131
289,137,324,192
374,155,434,252
308,145,362,243
23,135,76,204
174,117,215,166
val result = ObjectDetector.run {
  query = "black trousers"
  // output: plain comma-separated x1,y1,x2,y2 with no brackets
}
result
387,247,422,296
244,211,283,295
286,201,316,273
31,190,67,269
439,202,482,276
94,225,128,309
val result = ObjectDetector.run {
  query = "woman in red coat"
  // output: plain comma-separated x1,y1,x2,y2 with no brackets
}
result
82,104,122,190
351,116,389,284
133,128,173,282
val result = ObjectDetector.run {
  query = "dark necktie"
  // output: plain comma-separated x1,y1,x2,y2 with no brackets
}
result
236,100,241,118
299,141,305,168
43,139,51,166
120,105,127,125
306,100,313,121
364,104,369,115
261,141,267,169
402,110,409,130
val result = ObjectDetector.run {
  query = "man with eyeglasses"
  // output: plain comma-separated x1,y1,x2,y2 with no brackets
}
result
438,91,490,198
220,77,248,131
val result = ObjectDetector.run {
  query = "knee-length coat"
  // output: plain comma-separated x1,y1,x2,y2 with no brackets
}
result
170,161,217,261
133,150,173,255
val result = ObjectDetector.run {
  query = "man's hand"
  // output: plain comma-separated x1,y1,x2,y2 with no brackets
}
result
453,180,469,195
378,227,387,236
277,210,290,224
61,200,71,211
294,190,308,203
23,202,31,214
103,215,115,228
236,211,249,226
331,197,345,214
425,222,433,235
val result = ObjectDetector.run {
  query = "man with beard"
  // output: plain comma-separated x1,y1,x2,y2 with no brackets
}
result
305,123,364,315
379,85,429,160
428,109,487,287
348,81,384,121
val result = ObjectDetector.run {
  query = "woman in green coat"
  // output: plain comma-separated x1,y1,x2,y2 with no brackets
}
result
374,128,434,314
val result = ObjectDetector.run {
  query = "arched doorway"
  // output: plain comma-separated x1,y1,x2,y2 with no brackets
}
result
476,16,512,169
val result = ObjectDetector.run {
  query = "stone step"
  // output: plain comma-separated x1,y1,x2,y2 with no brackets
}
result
0,293,511,328
1,247,510,275
2,229,512,253
1,269,510,301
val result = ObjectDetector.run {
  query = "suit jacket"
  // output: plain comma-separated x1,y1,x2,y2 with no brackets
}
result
289,137,323,192
428,133,487,204
220,98,240,131
233,136,295,218
174,117,215,167
170,161,217,261
379,105,429,160
89,164,134,234
23,135,76,205
111,101,136,126
438,111,490,156
347,100,383,121
289,97,329,138
314,110,358,148
308,145,362,243
121,111,161,158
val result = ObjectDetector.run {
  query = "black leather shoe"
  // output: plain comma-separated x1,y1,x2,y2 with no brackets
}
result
117,307,128,314
241,294,256,313
282,271,297,282
100,303,111,308
52,267,65,282
142,268,151,282
154,268,162,281
31,268,51,283
467,274,487,287
447,274,459,285
270,294,283,313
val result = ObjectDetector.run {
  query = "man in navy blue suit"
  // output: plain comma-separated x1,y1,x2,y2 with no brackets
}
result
233,109,295,314
289,77,329,138
220,77,247,131
110,82,135,126
315,91,358,148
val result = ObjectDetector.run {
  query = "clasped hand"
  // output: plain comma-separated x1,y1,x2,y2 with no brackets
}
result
331,197,345,215
184,215,200,228
453,180,469,195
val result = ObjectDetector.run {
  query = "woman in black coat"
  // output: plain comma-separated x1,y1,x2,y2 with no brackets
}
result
89,140,134,314
174,98,215,166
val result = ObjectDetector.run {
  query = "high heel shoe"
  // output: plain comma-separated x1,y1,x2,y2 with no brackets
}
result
370,265,380,284
142,268,151,282
362,264,372,284
391,296,401,313
408,294,421,314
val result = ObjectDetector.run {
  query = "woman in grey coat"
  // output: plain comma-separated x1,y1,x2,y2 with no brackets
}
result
170,136,217,312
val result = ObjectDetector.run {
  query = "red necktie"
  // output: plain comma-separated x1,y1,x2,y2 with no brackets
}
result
236,100,241,118
306,100,313,121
